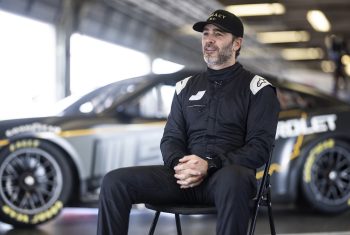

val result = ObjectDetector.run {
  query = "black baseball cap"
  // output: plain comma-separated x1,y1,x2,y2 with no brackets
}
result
193,9,244,38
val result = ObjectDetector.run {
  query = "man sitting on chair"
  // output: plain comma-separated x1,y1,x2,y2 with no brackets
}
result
97,9,280,235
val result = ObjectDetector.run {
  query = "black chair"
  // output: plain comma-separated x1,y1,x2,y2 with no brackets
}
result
145,150,276,235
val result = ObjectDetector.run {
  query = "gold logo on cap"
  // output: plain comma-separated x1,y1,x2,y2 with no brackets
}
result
208,13,227,21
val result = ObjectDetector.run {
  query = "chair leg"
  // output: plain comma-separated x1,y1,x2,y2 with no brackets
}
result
266,190,276,235
148,211,160,235
175,213,183,235
248,203,260,235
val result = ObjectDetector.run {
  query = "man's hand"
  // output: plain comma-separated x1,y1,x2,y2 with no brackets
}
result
174,155,208,189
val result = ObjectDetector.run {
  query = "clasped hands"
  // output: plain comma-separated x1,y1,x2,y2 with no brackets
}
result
174,154,208,189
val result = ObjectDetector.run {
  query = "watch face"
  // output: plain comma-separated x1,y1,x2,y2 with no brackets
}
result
207,159,218,175
207,159,217,168
208,162,216,169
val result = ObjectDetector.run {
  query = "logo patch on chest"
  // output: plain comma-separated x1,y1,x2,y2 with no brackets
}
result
189,90,206,101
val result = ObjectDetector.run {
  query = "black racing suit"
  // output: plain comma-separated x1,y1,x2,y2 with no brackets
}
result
161,62,279,171
97,62,280,235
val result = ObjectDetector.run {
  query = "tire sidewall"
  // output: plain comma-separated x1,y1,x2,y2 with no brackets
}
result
301,138,350,213
0,138,73,227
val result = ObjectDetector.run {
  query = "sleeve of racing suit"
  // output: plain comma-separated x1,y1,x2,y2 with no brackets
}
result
218,85,280,169
160,92,188,169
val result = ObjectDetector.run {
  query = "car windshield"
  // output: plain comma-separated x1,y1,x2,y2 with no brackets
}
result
52,77,146,116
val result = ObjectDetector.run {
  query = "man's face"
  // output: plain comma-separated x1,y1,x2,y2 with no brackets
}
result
202,24,241,69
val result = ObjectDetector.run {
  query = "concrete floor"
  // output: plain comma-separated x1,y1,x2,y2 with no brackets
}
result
1,205,350,235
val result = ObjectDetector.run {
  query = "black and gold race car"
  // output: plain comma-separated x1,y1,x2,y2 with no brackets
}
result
0,70,350,227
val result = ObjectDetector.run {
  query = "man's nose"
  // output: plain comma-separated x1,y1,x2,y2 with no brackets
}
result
204,35,215,44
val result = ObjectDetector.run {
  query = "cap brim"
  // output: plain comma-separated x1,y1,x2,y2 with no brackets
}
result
192,21,207,32
192,21,232,34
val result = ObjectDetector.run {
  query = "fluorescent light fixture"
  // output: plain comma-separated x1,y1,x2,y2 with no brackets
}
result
281,48,324,60
225,3,285,17
343,55,350,76
342,55,350,65
257,31,310,43
320,60,335,73
307,10,331,32
345,65,350,76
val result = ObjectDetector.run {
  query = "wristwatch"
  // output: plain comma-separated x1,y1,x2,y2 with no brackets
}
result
205,157,221,176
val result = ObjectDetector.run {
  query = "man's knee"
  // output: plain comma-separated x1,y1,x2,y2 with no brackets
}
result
101,168,131,192
214,164,256,192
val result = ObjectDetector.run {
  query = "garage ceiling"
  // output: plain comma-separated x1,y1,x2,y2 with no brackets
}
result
1,0,349,77
107,0,350,73
218,0,350,72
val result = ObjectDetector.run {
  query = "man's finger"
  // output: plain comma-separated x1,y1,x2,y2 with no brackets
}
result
174,173,187,180
187,159,199,166
175,172,199,181
180,178,204,188
176,180,189,186
185,168,202,176
179,154,199,162
176,175,203,185
174,163,184,171
179,156,191,163
177,168,201,177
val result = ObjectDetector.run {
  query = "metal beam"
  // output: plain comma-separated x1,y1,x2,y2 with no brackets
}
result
55,0,85,99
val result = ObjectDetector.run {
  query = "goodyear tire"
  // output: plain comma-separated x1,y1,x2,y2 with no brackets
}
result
0,139,73,227
301,138,350,213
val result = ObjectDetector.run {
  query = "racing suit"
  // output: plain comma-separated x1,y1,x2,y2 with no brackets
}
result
162,62,279,170
97,62,280,235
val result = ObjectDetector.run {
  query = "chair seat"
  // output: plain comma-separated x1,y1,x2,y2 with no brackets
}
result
145,196,259,216
145,204,216,215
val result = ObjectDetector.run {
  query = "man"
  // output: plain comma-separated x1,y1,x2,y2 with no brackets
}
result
97,9,280,235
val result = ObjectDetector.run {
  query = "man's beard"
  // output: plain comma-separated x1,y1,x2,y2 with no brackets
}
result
203,42,234,66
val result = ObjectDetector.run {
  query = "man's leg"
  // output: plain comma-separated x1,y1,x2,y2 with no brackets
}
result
205,165,257,235
97,165,185,235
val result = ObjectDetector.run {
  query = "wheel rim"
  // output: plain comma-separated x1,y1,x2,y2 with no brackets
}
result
0,148,63,215
310,146,350,206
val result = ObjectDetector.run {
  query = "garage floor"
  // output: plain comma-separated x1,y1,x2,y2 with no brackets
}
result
1,205,350,235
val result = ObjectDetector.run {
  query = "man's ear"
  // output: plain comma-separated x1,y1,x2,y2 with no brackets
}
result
233,37,243,51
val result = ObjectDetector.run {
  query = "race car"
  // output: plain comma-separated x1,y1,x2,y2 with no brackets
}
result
0,70,350,227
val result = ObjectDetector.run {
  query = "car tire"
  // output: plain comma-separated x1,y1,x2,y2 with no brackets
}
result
0,138,73,227
301,138,350,213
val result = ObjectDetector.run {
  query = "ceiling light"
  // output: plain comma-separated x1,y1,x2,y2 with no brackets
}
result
225,3,285,17
320,60,335,73
281,48,324,60
307,10,331,32
343,55,350,76
257,31,310,43
345,65,350,76
341,55,350,65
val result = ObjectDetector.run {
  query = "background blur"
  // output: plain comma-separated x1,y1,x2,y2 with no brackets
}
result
0,0,349,120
